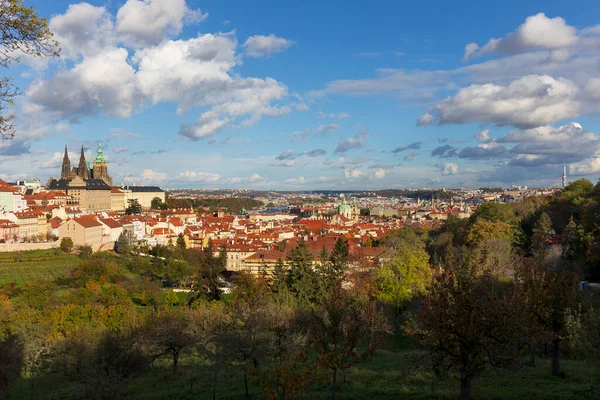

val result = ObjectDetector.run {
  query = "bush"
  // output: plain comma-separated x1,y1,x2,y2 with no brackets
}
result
60,237,74,253
78,245,93,259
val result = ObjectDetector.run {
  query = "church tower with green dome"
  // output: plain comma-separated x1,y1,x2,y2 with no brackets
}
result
92,141,112,185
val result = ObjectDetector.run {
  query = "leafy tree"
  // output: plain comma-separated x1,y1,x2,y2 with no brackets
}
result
125,199,142,215
565,304,600,396
142,308,195,375
60,237,73,253
223,273,277,396
466,220,512,245
190,240,226,302
309,288,390,400
377,230,431,313
285,240,323,305
326,238,349,285
176,233,186,249
150,197,166,210
165,259,194,287
406,249,525,400
114,233,130,255
471,202,515,224
0,0,60,138
78,245,92,259
562,178,594,200
516,257,579,377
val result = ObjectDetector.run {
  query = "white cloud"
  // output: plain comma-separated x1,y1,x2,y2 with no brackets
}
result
436,162,458,176
317,111,351,119
290,124,340,142
571,158,600,175
179,171,222,182
49,3,114,61
40,152,77,169
477,13,578,57
418,75,580,128
463,42,479,61
474,129,490,142
141,169,167,182
243,34,293,57
26,47,141,121
336,129,368,153
116,0,207,48
344,169,362,179
369,168,387,181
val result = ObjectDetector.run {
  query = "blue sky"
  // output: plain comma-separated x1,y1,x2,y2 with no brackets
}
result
3,0,600,189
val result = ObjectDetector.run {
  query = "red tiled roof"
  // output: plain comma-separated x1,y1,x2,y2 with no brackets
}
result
99,218,122,229
73,216,102,228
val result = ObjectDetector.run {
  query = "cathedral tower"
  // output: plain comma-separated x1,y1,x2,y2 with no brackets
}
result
60,145,71,180
77,145,90,179
92,141,112,185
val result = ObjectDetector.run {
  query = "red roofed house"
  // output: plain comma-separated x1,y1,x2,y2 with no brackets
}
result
0,219,19,242
58,216,103,251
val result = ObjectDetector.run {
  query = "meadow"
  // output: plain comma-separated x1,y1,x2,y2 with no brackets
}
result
0,249,80,286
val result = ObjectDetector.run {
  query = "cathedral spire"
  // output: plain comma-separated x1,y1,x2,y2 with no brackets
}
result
78,145,90,179
61,145,71,180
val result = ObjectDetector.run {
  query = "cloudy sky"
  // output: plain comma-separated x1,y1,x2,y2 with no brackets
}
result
3,0,600,189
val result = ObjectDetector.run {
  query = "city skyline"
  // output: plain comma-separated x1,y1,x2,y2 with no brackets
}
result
2,0,600,189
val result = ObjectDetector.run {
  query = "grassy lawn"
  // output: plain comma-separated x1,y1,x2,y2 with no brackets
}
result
0,249,80,286
3,342,598,399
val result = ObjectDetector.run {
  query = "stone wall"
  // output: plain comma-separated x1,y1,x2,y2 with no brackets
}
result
0,241,60,252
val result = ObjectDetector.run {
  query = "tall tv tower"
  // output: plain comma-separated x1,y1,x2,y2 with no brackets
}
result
562,163,567,188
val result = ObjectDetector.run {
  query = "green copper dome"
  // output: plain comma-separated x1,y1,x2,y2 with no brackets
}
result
94,141,107,163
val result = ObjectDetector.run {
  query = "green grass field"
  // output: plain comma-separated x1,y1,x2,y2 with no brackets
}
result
0,249,80,286
4,337,599,400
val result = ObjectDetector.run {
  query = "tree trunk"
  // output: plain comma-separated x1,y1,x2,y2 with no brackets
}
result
172,351,179,375
244,369,249,397
213,367,218,400
332,368,337,400
460,376,471,400
551,339,561,376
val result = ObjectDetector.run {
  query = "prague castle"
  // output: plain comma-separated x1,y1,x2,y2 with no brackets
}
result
47,142,164,212
61,142,112,185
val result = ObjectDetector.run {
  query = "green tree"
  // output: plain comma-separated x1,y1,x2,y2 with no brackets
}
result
125,199,142,215
150,197,165,210
377,230,431,313
143,308,195,375
406,250,525,400
310,288,390,400
285,240,323,305
60,237,73,253
562,178,594,199
176,233,186,249
565,304,600,396
0,0,60,138
190,240,226,302
114,232,130,255
78,245,92,259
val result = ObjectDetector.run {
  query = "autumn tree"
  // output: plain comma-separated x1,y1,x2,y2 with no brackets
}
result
0,0,60,138
377,228,431,314
406,248,525,400
142,308,195,375
309,287,390,400
222,273,277,396
565,304,600,395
